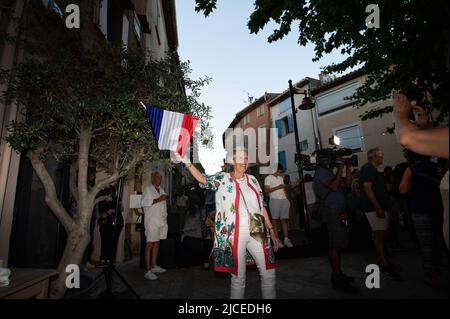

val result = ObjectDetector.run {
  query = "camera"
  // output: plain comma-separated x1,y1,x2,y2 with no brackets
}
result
298,148,358,170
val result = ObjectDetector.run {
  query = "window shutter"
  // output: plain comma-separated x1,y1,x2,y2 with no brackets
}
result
278,151,287,172
287,114,294,133
275,120,282,138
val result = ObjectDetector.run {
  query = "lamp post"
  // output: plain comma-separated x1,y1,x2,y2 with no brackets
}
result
288,80,316,236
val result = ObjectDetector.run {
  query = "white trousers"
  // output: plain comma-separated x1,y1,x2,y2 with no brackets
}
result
230,220,276,299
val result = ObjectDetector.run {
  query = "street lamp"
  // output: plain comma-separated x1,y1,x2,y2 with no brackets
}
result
288,80,316,236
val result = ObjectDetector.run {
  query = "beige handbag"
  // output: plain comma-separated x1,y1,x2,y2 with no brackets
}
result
239,188,270,244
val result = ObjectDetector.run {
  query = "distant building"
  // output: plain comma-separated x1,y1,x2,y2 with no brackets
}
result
268,78,321,180
222,93,279,182
0,0,180,267
311,69,404,170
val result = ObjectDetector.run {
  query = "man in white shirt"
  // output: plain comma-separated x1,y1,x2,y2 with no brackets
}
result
141,171,168,280
264,164,293,248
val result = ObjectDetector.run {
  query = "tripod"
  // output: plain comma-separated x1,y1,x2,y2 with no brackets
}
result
94,177,140,299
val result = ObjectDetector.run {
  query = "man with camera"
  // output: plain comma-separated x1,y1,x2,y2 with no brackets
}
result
313,154,359,293
360,148,401,280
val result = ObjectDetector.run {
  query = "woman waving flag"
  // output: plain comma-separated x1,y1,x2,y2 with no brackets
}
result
142,103,198,157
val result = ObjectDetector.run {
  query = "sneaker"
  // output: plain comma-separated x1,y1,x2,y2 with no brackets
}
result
151,265,166,273
144,271,158,280
203,262,210,270
284,238,294,248
380,265,401,280
277,241,285,249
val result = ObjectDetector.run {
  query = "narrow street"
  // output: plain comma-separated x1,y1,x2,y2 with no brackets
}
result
72,231,448,299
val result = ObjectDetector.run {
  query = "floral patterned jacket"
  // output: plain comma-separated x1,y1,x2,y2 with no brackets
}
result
201,172,276,275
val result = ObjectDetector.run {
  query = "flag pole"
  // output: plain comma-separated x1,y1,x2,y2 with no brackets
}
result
140,101,146,110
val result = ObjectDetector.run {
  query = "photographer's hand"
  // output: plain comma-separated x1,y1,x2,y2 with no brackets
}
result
393,93,413,119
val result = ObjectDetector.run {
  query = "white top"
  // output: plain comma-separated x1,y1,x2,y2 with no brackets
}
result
264,174,287,200
236,176,261,228
141,185,167,226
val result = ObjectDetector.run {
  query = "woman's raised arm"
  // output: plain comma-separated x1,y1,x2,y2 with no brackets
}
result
173,152,207,185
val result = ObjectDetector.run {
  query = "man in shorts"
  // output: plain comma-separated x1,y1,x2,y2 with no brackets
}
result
314,156,359,293
141,171,168,280
264,164,293,248
360,148,401,280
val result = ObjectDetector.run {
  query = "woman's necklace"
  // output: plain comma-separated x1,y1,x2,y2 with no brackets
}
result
232,173,246,182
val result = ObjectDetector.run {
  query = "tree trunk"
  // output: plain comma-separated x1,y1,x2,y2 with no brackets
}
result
50,223,91,299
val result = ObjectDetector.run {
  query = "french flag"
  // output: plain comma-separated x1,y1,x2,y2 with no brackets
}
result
144,103,199,157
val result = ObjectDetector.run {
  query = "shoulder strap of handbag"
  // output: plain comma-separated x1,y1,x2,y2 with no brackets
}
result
238,184,251,213
230,173,251,213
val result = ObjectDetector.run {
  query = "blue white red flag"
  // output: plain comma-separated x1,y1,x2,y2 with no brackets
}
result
144,103,198,157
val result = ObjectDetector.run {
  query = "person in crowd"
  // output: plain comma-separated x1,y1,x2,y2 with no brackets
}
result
393,93,449,249
346,179,361,220
264,164,293,248
283,174,301,231
201,189,216,269
176,188,189,231
383,166,395,195
359,148,401,280
400,149,444,286
178,200,203,268
202,207,216,270
141,171,168,280
303,174,317,227
313,155,359,293
383,165,402,249
97,198,123,267
82,170,99,269
174,148,279,299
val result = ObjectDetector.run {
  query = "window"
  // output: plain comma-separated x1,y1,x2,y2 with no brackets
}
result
98,0,108,38
299,140,308,152
133,12,142,42
257,105,265,117
122,14,129,49
243,114,251,125
279,98,291,113
316,82,358,115
275,114,294,138
278,151,287,172
334,124,363,151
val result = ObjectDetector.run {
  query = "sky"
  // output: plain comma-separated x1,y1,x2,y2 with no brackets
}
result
175,0,345,174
